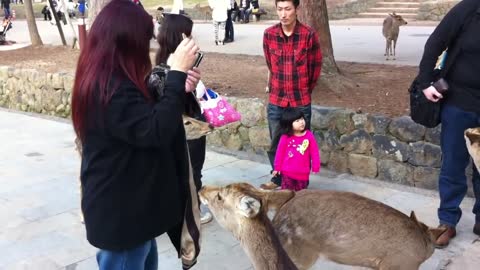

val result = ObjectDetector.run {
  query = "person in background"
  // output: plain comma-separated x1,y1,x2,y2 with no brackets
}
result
224,0,236,43
153,13,214,224
239,0,250,23
208,0,229,45
260,0,322,190
416,0,480,248
1,0,11,19
71,1,202,269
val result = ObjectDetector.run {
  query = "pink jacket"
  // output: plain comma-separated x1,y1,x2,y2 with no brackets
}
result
274,130,321,181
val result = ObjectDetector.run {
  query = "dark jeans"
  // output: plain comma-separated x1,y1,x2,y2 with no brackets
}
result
240,8,250,23
187,135,206,192
97,239,158,270
267,103,312,185
225,9,234,41
438,105,480,227
4,7,11,19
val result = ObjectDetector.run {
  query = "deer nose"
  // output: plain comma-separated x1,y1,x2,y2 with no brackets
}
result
208,124,214,130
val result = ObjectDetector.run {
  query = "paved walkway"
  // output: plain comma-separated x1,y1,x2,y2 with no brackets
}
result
0,108,479,270
2,19,436,65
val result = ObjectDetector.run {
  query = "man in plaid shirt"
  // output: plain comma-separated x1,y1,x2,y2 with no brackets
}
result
260,0,322,190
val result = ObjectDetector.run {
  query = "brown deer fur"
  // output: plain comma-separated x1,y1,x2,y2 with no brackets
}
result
383,12,408,60
199,183,298,270
273,189,445,270
465,127,480,172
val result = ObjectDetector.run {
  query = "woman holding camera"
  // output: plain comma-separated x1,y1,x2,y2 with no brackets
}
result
71,1,202,269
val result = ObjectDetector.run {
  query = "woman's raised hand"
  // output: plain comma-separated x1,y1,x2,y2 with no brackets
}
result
170,37,199,73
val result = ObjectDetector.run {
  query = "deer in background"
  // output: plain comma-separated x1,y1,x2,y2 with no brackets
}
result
194,3,212,22
383,12,408,60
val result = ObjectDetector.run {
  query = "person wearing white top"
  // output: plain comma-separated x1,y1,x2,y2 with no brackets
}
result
208,0,230,45
171,0,184,14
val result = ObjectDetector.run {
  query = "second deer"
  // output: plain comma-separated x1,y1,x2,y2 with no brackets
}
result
200,183,445,270
383,12,408,60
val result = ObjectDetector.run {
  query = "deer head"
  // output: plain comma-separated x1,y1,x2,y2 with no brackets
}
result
409,211,447,243
183,115,213,140
465,128,480,172
198,183,294,234
389,12,408,26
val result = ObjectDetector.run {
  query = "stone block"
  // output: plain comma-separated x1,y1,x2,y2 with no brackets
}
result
407,142,442,168
0,66,10,80
63,75,75,94
248,126,270,148
317,129,341,152
348,154,378,178
333,109,355,134
223,133,242,151
311,105,342,130
413,167,439,190
389,116,426,142
236,98,265,127
352,113,368,129
372,134,409,162
377,159,414,185
425,125,441,145
206,130,224,147
366,114,391,135
328,151,348,173
339,129,372,154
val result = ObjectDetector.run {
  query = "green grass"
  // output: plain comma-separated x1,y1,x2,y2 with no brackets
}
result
8,3,45,20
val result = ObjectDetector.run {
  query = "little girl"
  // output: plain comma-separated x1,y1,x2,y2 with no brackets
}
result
272,108,320,191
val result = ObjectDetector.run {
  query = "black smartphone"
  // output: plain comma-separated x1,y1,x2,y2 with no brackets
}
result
193,52,204,68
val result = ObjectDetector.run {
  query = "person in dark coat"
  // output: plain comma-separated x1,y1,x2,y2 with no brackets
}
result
71,1,202,269
417,0,480,248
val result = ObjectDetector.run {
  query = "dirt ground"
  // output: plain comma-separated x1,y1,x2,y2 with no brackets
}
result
0,46,416,117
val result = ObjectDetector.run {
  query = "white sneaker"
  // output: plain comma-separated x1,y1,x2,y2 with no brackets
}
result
200,211,213,224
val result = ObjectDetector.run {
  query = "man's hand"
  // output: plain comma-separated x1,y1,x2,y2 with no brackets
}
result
422,85,443,102
272,170,280,177
265,86,269,93
185,67,201,93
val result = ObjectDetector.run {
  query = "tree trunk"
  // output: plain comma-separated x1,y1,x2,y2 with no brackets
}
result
24,0,43,46
88,0,113,28
297,0,339,75
60,0,79,48
48,0,67,46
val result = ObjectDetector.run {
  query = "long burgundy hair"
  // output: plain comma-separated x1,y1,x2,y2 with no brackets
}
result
72,0,154,141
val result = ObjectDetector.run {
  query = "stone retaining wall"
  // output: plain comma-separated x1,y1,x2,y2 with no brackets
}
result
328,0,378,20
0,66,474,195
417,0,460,21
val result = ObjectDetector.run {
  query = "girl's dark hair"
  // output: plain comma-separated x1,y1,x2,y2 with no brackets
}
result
270,108,306,149
155,14,193,65
275,0,300,8
72,0,153,142
280,108,306,136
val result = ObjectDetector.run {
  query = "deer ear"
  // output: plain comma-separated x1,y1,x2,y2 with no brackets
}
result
428,227,447,242
262,189,295,211
409,211,418,223
237,196,261,218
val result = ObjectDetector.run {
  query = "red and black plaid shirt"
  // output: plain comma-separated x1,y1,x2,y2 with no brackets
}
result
263,21,322,107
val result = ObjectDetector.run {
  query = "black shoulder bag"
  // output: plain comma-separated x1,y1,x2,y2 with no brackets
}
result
409,7,479,128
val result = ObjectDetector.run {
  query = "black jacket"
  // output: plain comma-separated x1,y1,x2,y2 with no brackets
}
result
80,71,191,250
418,0,480,113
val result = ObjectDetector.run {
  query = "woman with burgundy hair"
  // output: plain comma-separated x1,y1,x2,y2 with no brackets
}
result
71,0,202,269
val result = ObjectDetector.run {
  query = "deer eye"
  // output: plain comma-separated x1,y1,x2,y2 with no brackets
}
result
216,193,222,201
184,121,191,125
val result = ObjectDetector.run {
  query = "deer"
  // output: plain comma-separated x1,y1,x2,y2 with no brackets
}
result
199,183,299,270
75,115,213,222
383,12,408,60
194,3,213,22
200,183,445,270
465,127,480,172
